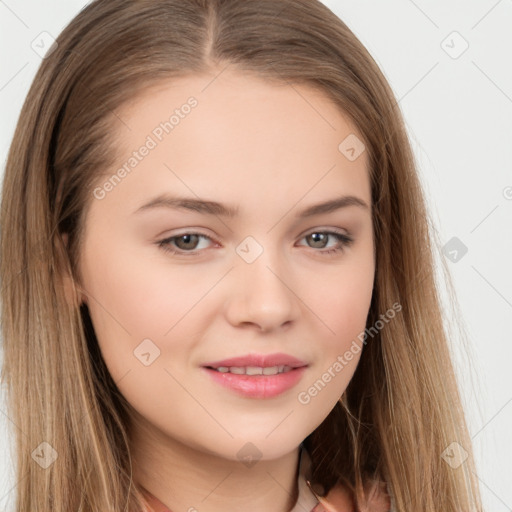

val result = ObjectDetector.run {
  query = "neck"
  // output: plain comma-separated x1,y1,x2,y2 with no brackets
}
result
130,413,301,512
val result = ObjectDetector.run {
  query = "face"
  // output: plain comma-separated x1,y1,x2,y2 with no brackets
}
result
73,69,375,461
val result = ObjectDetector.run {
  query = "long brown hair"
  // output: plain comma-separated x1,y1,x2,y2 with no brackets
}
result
0,0,484,510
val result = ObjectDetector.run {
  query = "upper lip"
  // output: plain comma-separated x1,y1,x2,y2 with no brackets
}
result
202,353,309,369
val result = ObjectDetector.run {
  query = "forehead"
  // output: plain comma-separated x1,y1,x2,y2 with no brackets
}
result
97,69,371,216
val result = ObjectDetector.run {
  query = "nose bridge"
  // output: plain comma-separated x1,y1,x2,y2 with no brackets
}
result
226,235,299,330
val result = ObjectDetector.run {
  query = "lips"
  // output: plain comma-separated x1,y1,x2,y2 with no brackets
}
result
201,352,308,370
200,352,309,398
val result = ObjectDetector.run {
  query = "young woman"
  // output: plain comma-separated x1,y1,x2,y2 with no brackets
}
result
0,1,484,511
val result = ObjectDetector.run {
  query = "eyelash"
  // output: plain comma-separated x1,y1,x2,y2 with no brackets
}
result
156,229,354,257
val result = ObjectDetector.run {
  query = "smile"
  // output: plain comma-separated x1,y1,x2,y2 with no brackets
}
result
207,365,293,375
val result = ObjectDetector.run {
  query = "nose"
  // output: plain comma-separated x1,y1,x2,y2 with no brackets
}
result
224,248,301,332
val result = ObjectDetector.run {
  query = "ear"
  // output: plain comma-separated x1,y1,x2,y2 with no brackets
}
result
55,232,87,307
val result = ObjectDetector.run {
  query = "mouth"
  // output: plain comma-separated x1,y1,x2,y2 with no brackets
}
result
204,364,299,375
200,353,309,398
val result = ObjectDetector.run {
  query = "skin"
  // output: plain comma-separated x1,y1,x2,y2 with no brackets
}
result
64,68,375,512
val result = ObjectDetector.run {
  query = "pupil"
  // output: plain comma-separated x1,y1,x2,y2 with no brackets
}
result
177,234,198,250
309,233,326,248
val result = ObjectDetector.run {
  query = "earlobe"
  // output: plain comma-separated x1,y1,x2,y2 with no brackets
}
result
56,232,87,307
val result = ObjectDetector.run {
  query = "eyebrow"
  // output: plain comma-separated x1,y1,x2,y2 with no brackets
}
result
133,194,369,218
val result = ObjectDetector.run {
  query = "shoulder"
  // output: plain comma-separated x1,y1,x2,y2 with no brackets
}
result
312,479,391,512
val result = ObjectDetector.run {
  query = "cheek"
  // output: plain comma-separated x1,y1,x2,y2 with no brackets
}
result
80,248,213,379
83,248,176,331
312,259,374,347
332,284,373,345
298,260,373,408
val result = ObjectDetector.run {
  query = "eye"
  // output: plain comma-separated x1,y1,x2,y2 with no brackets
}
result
297,230,354,256
157,232,216,255
156,229,353,257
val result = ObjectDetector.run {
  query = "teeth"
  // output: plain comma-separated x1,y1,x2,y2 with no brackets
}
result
246,366,263,375
214,365,293,375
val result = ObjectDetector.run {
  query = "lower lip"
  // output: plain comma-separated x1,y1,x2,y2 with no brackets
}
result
201,366,307,399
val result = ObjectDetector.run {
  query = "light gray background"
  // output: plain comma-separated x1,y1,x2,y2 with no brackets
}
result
1,1,511,511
